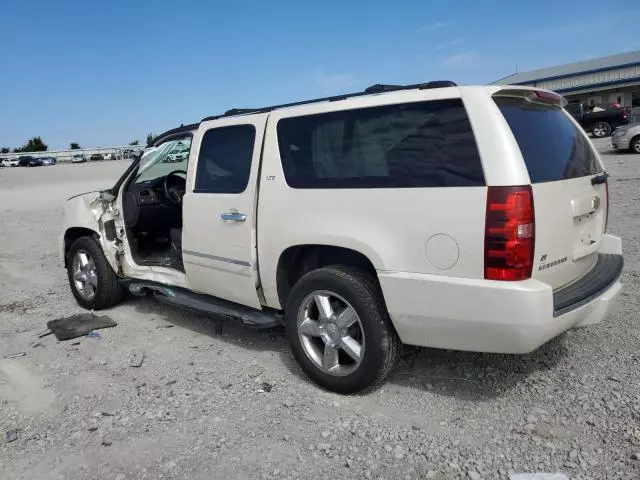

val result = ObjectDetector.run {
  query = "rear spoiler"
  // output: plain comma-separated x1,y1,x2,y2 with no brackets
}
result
493,88,568,108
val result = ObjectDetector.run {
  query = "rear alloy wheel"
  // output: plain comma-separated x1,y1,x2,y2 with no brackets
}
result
297,291,366,377
286,266,399,393
631,136,640,154
592,122,611,138
67,236,124,309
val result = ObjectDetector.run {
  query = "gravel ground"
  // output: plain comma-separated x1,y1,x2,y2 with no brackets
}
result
1,142,639,480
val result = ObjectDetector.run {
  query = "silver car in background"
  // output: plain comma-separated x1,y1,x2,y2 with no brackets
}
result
612,123,640,153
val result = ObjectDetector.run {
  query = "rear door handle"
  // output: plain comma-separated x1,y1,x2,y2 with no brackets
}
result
221,211,247,222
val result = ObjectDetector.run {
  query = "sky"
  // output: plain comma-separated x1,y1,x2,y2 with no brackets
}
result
1,0,639,150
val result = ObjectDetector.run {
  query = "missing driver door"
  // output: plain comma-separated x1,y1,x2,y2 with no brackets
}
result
181,114,268,309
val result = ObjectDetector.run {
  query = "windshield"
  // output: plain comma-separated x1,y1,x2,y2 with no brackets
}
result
135,137,192,183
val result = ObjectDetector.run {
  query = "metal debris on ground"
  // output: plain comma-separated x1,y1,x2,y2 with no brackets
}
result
127,351,145,367
46,313,117,341
86,330,101,340
2,352,26,360
5,429,18,443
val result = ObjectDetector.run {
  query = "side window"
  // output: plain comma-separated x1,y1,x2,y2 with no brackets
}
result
276,99,484,189
194,125,256,194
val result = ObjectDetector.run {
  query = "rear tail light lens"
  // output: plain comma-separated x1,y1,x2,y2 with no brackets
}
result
485,186,535,281
605,178,609,232
533,90,566,105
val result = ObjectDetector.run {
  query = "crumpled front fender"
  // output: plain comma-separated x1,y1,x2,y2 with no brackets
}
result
60,192,119,273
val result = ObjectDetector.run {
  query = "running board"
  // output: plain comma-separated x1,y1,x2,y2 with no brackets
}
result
126,281,282,329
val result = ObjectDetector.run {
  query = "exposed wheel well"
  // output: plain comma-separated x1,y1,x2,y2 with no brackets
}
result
63,227,99,267
276,245,378,308
630,134,640,152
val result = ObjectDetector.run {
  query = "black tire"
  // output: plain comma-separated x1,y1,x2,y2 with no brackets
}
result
592,121,611,138
285,265,399,394
66,236,124,310
631,135,640,154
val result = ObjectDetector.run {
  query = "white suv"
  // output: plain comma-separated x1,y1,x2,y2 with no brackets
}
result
60,82,623,393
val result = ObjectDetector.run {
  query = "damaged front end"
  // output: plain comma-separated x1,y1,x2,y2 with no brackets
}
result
61,190,124,275
61,154,141,275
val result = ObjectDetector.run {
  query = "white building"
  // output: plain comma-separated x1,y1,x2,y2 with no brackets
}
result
494,51,640,108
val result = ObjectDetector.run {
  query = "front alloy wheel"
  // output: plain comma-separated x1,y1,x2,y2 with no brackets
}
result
66,236,123,310
72,250,98,301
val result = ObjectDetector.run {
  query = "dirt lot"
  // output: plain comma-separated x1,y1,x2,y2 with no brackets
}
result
1,143,639,480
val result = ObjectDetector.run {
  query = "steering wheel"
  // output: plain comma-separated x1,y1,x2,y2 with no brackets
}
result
164,170,187,204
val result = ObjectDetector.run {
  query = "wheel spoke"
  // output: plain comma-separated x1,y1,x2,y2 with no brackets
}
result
77,252,90,267
299,318,321,337
86,272,98,288
340,336,362,361
74,269,87,282
322,345,340,372
336,306,357,330
313,294,333,321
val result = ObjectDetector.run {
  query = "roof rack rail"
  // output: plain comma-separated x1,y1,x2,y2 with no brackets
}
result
224,108,258,116
419,80,457,89
201,80,457,122
364,84,404,93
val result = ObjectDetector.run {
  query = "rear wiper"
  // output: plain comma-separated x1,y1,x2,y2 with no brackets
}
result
591,172,609,185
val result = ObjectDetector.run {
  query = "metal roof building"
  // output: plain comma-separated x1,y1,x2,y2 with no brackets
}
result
494,51,640,108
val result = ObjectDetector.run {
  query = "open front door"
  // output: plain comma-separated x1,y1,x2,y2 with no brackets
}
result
181,114,268,309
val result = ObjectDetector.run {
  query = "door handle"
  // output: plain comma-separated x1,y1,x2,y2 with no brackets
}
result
221,211,247,222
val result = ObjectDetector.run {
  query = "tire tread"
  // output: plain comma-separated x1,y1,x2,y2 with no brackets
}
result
67,236,123,310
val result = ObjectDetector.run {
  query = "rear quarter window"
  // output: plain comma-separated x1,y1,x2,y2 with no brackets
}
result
276,99,484,189
494,97,602,183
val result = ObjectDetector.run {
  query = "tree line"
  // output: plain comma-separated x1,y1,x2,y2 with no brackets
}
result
2,133,156,154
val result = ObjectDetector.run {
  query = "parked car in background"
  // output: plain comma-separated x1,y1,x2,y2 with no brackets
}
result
2,158,20,167
18,155,43,167
612,123,640,153
60,83,623,393
565,102,629,137
72,154,87,163
39,156,57,166
90,153,104,161
166,150,189,163
123,148,143,159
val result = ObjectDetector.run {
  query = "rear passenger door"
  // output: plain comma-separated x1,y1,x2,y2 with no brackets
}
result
182,114,268,308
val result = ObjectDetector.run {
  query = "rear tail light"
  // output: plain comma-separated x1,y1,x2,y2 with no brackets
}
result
605,178,610,232
484,186,535,281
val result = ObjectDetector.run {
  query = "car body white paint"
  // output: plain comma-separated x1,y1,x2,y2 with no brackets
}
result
61,85,623,354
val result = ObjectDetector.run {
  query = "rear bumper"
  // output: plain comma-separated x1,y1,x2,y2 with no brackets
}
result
378,234,623,354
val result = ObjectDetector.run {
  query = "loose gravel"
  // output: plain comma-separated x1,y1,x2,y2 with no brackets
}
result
1,141,639,480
